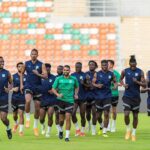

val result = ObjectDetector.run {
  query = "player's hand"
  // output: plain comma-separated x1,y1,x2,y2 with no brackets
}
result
20,85,24,94
13,87,19,92
97,84,103,89
57,93,63,98
48,90,53,94
4,86,10,93
74,94,78,100
32,70,39,76
123,84,129,89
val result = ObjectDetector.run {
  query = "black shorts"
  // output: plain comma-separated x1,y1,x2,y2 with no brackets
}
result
147,104,150,116
57,101,74,114
95,98,111,111
75,99,86,106
25,89,42,101
0,94,9,113
122,96,141,112
111,96,119,107
11,99,25,112
86,99,95,107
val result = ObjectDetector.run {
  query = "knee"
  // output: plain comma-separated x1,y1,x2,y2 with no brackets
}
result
40,118,45,124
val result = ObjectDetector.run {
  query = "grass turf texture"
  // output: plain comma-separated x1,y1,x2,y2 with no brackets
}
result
0,113,150,150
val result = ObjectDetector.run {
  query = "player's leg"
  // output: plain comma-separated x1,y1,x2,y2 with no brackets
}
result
40,107,46,135
54,107,60,135
91,103,97,135
25,91,32,128
46,107,54,137
72,101,80,136
0,111,12,139
18,108,24,136
86,102,92,131
97,111,103,135
79,102,86,136
12,109,18,133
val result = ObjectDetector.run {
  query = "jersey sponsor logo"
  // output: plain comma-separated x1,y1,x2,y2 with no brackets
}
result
23,78,26,81
2,74,6,77
16,78,19,80
108,75,112,79
69,80,73,83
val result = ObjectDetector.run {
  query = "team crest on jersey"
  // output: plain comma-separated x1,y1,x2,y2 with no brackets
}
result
2,74,6,77
36,66,39,69
135,73,138,76
108,75,112,79
80,76,83,80
16,78,19,80
49,79,52,82
23,78,26,81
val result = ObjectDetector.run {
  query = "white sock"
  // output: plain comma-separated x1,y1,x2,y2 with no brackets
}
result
6,125,10,130
100,122,103,128
41,123,45,130
111,120,116,128
26,113,30,121
107,119,111,129
81,127,85,133
59,126,63,132
126,125,130,132
65,130,70,138
47,126,51,134
56,124,60,133
132,128,136,136
74,122,80,130
92,125,96,133
19,124,24,132
103,127,107,134
14,120,18,125
33,119,38,128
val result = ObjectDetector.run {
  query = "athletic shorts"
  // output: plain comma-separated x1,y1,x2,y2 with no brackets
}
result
25,88,42,101
0,94,8,113
122,96,141,112
74,99,86,106
57,101,74,114
95,98,111,111
11,99,25,112
111,96,119,107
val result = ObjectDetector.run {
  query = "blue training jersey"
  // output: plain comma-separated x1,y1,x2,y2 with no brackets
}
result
0,69,9,96
25,60,43,86
71,71,86,100
12,73,27,100
124,67,142,98
95,70,113,100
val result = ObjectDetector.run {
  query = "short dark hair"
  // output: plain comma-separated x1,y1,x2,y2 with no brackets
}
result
57,65,63,68
107,59,114,65
16,62,24,67
76,62,82,66
64,65,70,69
88,60,98,68
129,55,136,63
31,48,38,54
0,56,4,59
45,63,51,68
101,59,108,64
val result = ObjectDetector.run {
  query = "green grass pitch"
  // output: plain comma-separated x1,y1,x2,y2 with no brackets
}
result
0,113,150,150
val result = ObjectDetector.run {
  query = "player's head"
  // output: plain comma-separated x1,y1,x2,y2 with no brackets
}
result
16,62,24,73
129,55,137,70
63,65,70,77
108,59,114,70
45,63,51,74
0,56,4,69
30,49,38,61
101,60,108,71
88,60,98,71
57,65,63,75
75,62,82,73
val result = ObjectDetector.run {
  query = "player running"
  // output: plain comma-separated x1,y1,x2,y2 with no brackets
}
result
52,65,79,142
120,55,146,141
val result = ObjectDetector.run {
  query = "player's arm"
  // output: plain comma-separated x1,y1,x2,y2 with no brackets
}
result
92,72,103,88
133,71,146,88
32,63,48,79
74,78,79,99
52,78,62,98
141,71,149,93
112,74,117,90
